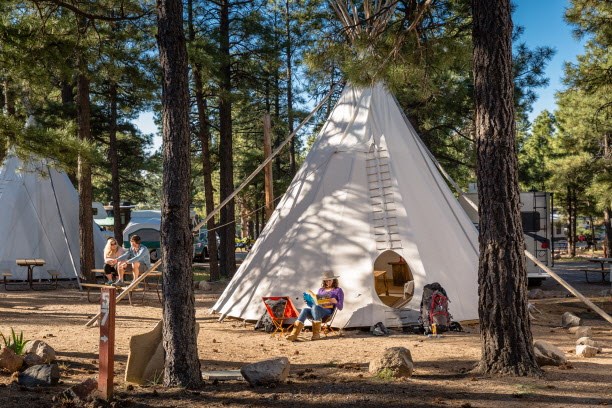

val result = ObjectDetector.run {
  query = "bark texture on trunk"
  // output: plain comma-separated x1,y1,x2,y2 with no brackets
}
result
108,82,123,242
157,0,201,388
76,71,95,283
568,187,577,257
472,0,542,377
193,66,220,281
284,0,295,175
604,207,612,257
187,0,219,280
3,80,15,116
218,0,236,278
263,113,274,220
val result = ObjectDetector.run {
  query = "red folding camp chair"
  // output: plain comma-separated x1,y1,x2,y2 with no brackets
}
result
262,296,299,338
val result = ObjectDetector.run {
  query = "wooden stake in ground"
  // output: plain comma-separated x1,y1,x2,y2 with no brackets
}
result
98,287,116,400
263,113,274,220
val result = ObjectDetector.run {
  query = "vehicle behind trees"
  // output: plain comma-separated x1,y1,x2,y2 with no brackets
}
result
460,189,553,286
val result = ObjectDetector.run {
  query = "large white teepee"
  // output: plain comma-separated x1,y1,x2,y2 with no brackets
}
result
213,83,479,328
0,154,106,281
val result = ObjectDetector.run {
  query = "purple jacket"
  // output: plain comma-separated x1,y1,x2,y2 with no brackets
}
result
317,287,344,310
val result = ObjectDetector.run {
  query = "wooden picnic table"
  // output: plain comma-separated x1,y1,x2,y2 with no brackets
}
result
583,258,612,283
8,259,57,290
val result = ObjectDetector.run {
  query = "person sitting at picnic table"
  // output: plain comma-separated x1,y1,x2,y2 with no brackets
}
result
286,270,344,342
114,235,151,287
103,237,126,284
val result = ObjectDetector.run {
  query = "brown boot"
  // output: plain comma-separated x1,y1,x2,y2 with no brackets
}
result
311,321,322,341
286,321,304,342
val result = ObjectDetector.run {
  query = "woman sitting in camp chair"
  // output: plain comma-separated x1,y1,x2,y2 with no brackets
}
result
286,270,344,342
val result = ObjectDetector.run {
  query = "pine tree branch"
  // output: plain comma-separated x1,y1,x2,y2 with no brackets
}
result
32,0,152,22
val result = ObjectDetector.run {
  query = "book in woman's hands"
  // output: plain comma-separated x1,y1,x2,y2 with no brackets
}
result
303,290,333,308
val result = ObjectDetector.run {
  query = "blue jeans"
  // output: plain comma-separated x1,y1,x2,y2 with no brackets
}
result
297,305,332,323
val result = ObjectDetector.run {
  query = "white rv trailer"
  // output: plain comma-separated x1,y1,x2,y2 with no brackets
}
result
459,190,552,285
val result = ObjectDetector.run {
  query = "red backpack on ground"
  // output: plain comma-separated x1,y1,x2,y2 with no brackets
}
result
419,282,452,334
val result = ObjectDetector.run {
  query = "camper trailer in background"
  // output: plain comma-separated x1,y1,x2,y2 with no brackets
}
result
459,188,552,285
123,210,162,262
92,202,107,220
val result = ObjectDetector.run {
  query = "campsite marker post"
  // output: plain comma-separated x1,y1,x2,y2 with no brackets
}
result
99,287,116,400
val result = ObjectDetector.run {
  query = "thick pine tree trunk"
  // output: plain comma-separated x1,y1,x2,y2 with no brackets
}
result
193,68,220,281
187,0,219,280
0,79,16,163
472,0,542,377
284,0,295,175
108,82,123,242
568,186,577,257
76,70,95,283
604,138,611,256
3,80,15,116
218,0,236,278
157,0,201,388
604,207,612,257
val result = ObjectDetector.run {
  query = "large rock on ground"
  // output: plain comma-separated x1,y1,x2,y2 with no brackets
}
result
125,320,200,385
369,347,413,378
18,364,60,387
0,347,24,372
528,289,545,299
198,281,212,291
568,326,592,338
576,344,598,358
561,312,581,328
240,357,290,386
533,340,566,367
576,337,599,348
58,378,98,402
23,353,44,367
24,340,56,363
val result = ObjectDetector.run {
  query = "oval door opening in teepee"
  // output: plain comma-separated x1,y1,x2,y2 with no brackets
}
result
372,250,414,309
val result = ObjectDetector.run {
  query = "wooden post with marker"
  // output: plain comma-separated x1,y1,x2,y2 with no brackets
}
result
98,287,116,400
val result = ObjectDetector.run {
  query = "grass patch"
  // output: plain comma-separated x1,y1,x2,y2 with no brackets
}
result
1,328,27,355
374,368,397,381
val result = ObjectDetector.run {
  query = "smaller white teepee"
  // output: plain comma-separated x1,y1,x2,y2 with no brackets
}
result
0,154,105,281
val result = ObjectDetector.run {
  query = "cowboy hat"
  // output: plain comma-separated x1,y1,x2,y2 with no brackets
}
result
321,270,340,280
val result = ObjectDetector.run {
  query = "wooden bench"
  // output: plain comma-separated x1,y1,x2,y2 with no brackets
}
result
143,271,163,303
47,270,60,288
91,269,107,284
2,270,13,290
580,269,611,283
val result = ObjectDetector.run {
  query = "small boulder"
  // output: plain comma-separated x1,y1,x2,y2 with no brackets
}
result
369,347,413,378
58,378,98,402
576,344,598,358
528,289,544,299
533,340,566,367
240,357,290,386
576,337,599,348
568,326,592,338
198,281,212,291
24,340,56,363
561,312,581,328
0,347,24,373
18,364,60,387
23,353,44,367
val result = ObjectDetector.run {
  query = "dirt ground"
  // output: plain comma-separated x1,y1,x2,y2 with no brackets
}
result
0,260,611,408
